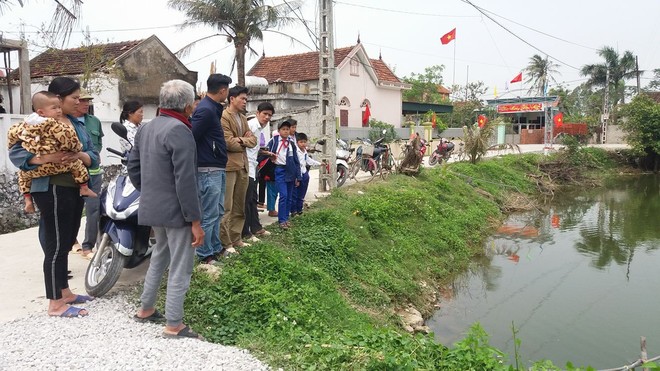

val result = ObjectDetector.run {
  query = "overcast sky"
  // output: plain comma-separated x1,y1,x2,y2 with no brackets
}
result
2,0,659,100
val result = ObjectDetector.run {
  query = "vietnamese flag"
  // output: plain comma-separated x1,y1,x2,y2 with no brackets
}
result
510,72,522,83
478,115,488,128
432,112,437,128
362,104,371,126
440,28,456,45
553,112,564,128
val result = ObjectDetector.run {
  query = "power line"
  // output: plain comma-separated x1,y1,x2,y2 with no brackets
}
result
460,0,580,71
362,41,513,69
474,4,598,51
184,44,233,65
333,0,479,18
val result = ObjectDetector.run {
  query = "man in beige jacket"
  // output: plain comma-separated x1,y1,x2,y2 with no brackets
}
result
220,86,257,251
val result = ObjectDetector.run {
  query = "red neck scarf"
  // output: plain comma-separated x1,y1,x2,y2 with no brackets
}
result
159,108,191,129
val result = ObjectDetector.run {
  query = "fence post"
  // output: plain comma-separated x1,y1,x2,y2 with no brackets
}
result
641,336,648,371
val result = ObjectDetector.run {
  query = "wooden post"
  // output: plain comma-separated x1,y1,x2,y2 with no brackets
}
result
641,336,648,371
18,40,31,114
0,38,31,114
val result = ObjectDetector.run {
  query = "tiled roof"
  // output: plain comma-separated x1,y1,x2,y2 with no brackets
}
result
437,85,451,94
25,40,144,78
370,58,400,83
247,45,401,84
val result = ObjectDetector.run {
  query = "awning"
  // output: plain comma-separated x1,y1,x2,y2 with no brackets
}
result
402,101,453,115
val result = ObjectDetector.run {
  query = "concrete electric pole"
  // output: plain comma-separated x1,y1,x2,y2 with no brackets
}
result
601,68,610,144
318,0,337,191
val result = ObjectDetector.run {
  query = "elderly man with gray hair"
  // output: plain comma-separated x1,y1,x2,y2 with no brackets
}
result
128,79,205,339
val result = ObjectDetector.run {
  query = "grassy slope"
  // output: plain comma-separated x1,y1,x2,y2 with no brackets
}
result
182,150,620,370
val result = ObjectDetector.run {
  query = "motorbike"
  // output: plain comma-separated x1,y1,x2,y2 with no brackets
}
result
428,138,455,166
85,122,154,297
313,138,351,187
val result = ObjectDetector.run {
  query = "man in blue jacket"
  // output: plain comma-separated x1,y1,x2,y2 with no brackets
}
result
191,73,232,263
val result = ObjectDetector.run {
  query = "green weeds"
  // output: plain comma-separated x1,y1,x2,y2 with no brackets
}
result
181,149,625,369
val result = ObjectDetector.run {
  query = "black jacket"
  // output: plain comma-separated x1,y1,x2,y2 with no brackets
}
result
191,96,228,168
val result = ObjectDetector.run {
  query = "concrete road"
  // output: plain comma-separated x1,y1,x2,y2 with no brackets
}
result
0,143,628,323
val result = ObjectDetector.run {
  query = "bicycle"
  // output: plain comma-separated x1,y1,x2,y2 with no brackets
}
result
370,143,395,181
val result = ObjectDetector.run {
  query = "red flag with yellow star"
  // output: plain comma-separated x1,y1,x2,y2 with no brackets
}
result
553,112,564,128
478,115,488,128
440,28,456,45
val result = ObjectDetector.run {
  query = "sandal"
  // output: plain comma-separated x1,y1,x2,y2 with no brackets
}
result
133,310,165,324
163,326,204,340
52,306,88,318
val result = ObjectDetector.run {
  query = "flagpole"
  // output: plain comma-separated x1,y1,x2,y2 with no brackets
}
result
452,40,456,91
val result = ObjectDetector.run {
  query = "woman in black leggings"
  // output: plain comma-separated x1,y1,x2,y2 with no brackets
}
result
9,77,99,317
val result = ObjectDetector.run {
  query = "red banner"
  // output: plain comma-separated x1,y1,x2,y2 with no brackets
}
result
497,103,543,113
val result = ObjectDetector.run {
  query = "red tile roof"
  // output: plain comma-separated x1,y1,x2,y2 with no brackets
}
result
247,45,401,84
370,58,400,83
437,85,451,95
25,40,144,78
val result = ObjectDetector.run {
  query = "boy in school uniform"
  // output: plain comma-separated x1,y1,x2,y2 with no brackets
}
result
264,120,301,229
290,132,320,217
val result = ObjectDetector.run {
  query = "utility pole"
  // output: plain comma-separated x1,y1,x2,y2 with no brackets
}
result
601,68,610,144
318,0,337,191
635,56,641,95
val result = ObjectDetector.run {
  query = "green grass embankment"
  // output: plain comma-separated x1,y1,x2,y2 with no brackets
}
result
183,148,623,370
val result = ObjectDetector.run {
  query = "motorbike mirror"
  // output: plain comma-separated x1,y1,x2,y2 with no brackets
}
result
317,139,327,146
111,122,129,141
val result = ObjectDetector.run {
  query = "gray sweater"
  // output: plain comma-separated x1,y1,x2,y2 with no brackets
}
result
128,115,201,227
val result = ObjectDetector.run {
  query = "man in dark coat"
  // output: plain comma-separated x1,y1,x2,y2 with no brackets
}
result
128,79,205,339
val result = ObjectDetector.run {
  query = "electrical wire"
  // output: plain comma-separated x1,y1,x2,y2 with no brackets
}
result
460,0,580,71
184,44,233,65
333,0,479,18
472,4,598,51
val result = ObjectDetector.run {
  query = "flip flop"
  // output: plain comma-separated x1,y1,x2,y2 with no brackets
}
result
133,310,165,324
66,295,94,305
53,306,88,318
162,326,204,340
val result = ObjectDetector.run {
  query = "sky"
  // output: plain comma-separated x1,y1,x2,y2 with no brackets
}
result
1,0,659,101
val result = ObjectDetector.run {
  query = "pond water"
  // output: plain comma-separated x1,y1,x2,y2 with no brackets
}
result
427,175,660,369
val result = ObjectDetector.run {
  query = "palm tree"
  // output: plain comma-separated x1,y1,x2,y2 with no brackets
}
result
168,0,303,87
524,54,560,96
580,46,637,105
0,0,82,46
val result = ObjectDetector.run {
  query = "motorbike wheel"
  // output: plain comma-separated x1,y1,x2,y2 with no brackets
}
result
336,164,348,187
85,233,129,297
428,153,439,166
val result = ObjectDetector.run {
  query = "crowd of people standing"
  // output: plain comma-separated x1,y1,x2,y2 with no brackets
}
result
7,73,320,339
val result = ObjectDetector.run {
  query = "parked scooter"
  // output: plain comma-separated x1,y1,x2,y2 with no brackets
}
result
314,138,350,187
428,138,455,166
85,122,153,297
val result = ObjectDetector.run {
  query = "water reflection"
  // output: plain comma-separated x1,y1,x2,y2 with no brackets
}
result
428,175,660,368
573,176,660,273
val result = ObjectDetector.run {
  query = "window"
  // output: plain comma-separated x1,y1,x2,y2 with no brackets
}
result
340,110,348,127
360,99,371,108
338,96,351,107
350,59,359,76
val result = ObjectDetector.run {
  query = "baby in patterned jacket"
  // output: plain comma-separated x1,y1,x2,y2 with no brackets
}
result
6,91,97,213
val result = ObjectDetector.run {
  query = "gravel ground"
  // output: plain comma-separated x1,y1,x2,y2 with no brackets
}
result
0,293,269,370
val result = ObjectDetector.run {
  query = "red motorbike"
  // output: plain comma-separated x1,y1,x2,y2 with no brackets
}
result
428,138,455,166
